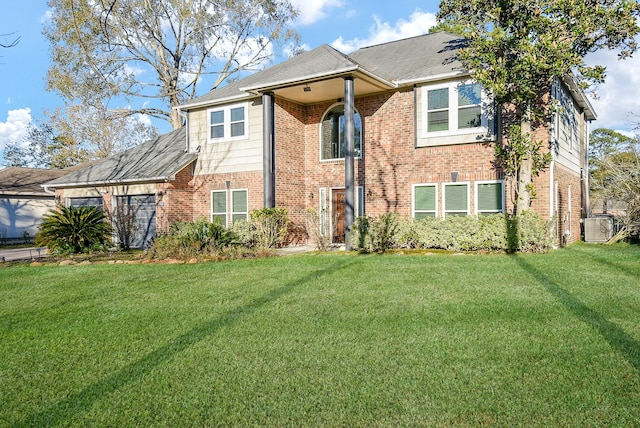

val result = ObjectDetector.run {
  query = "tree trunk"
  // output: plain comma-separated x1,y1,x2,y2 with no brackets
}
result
515,119,533,215
170,106,183,130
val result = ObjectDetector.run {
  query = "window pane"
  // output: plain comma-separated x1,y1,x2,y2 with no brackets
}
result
321,105,362,160
211,124,224,139
477,183,503,212
415,186,436,211
458,106,481,129
232,214,247,223
232,190,247,213
212,192,226,213
428,88,449,110
212,214,226,225
445,184,468,211
210,110,224,125
428,111,449,132
458,83,481,106
230,107,244,122
415,212,436,220
230,122,244,137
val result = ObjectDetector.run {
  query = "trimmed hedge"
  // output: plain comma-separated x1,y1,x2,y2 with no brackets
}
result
349,211,554,253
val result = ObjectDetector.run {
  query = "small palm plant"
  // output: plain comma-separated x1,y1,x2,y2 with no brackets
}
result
36,205,113,254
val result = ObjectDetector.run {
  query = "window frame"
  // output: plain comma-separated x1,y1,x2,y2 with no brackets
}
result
474,180,505,216
422,80,490,138
210,190,228,226
207,102,249,143
412,183,438,219
442,182,470,217
319,103,363,161
230,189,249,224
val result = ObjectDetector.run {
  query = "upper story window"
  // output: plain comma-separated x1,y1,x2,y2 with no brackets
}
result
321,104,362,160
423,81,489,137
208,103,248,142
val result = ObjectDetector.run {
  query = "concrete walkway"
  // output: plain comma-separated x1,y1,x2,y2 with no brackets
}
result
0,247,49,262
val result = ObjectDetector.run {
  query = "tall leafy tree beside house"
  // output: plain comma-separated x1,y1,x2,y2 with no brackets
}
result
44,0,299,129
437,0,640,215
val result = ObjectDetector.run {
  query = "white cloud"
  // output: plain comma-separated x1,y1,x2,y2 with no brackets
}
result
289,0,344,26
331,10,437,53
585,50,640,132
0,108,32,152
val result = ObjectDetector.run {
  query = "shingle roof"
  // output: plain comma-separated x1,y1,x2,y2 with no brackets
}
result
0,167,68,196
180,44,361,109
180,32,465,108
347,31,466,83
45,127,196,188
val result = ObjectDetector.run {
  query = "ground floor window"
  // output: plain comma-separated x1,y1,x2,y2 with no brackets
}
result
443,182,469,217
475,181,504,215
413,184,437,219
67,197,103,209
211,189,248,226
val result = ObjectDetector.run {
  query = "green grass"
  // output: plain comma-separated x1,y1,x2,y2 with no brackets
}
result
1,243,639,427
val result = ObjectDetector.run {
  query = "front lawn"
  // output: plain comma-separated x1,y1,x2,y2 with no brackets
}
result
1,244,639,426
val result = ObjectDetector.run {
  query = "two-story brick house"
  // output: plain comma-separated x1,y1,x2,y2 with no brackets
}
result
46,31,595,247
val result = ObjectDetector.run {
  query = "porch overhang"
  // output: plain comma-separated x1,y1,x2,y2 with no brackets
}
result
240,68,397,104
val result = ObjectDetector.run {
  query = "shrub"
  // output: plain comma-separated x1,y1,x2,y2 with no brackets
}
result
351,211,554,253
35,205,112,254
147,218,238,259
349,213,398,253
250,208,289,249
305,207,330,251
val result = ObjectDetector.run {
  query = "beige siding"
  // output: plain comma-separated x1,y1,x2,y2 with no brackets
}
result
189,98,263,175
551,79,585,174
64,184,156,198
0,196,56,239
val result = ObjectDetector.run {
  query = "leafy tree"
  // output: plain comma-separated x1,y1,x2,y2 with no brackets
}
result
589,128,640,234
438,0,640,214
44,0,299,129
1,104,156,168
35,205,113,254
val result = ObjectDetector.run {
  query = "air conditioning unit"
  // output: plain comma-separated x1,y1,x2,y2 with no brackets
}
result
584,217,614,243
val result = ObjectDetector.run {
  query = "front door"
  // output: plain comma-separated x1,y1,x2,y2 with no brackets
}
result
332,189,346,243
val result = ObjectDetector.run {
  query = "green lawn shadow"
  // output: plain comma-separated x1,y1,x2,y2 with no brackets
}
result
512,254,640,375
14,259,356,427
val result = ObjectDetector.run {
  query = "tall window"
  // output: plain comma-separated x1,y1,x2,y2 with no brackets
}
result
475,181,504,216
211,189,249,226
443,183,469,217
321,104,362,160
208,103,248,142
424,81,487,136
413,184,437,219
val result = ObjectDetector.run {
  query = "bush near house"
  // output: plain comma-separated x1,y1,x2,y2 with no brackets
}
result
350,211,554,253
35,205,112,254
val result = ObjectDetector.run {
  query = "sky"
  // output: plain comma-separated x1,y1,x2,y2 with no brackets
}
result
1,0,639,165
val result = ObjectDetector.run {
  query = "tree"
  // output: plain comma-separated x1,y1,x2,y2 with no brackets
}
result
1,104,157,169
44,0,299,129
589,128,640,233
438,0,640,214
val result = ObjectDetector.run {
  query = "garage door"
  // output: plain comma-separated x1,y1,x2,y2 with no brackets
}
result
115,194,156,248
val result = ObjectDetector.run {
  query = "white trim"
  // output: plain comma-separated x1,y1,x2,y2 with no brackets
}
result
442,181,470,217
230,188,249,223
412,183,438,219
210,189,228,226
421,80,492,139
207,102,249,143
319,187,327,237
474,180,505,215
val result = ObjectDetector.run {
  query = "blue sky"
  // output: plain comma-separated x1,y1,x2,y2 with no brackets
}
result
1,0,638,163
